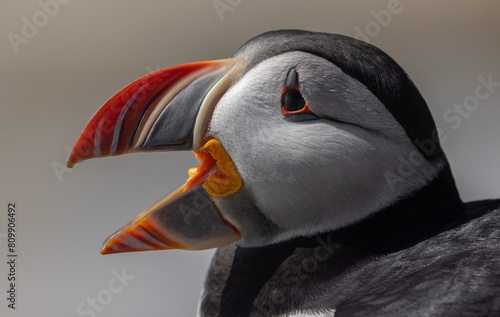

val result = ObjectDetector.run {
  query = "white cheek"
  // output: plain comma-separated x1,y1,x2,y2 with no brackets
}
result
241,124,377,230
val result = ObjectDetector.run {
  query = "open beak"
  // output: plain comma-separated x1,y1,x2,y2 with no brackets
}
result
68,57,245,254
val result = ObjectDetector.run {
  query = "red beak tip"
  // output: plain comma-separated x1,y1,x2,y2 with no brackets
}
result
67,156,84,169
66,160,76,169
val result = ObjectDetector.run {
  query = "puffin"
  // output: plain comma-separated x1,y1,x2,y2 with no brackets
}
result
67,30,500,316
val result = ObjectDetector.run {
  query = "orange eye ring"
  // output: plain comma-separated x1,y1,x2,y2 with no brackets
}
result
281,83,312,116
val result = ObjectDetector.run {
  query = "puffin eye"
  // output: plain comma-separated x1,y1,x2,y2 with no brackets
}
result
281,69,312,116
283,89,306,111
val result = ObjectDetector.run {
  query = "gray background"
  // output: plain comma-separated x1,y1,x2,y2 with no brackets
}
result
1,1,499,316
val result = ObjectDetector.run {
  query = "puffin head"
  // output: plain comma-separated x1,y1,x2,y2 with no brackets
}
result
68,30,451,253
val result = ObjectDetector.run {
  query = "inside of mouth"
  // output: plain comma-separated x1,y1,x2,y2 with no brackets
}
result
184,139,242,197
185,150,218,191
